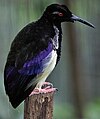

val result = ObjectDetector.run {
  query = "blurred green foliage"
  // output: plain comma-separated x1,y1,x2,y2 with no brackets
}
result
54,103,74,119
84,100,100,119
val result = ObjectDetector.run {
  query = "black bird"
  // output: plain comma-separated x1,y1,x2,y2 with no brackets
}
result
4,4,95,108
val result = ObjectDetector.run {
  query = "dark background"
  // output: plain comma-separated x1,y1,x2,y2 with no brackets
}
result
0,0,99,119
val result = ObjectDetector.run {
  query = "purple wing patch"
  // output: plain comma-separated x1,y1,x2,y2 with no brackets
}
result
18,42,53,75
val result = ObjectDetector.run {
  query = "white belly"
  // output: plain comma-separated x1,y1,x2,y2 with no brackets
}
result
35,50,57,89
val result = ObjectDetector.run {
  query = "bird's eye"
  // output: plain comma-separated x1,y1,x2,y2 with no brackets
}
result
58,12,63,16
52,11,63,16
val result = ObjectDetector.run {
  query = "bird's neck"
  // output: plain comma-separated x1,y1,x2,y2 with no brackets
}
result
40,14,62,30
38,15,62,64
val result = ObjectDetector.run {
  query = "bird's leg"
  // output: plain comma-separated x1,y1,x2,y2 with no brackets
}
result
41,82,53,89
30,82,57,95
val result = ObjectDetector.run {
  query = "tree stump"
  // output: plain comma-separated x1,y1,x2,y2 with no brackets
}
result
24,88,56,119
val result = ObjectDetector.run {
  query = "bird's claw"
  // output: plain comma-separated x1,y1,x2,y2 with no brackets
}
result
41,82,53,89
30,82,57,95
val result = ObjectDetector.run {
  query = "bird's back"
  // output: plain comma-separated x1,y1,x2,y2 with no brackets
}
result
4,19,56,108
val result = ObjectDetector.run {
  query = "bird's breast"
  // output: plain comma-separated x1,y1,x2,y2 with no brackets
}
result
52,25,59,50
42,49,57,75
31,50,57,89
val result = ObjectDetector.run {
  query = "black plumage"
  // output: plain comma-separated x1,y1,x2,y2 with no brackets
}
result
4,4,94,108
4,19,57,108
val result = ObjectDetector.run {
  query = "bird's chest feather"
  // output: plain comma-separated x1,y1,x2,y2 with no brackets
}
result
37,26,59,75
52,25,59,50
18,25,60,76
42,26,59,74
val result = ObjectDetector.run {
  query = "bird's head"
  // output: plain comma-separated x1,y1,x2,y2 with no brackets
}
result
43,4,95,28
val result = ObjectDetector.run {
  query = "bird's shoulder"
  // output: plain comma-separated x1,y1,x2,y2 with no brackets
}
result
6,20,55,67
11,21,54,50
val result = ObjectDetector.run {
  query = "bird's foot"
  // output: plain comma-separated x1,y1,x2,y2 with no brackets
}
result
41,82,53,89
31,88,57,95
30,82,57,95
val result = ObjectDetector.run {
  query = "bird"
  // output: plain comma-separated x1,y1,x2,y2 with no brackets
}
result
4,3,95,108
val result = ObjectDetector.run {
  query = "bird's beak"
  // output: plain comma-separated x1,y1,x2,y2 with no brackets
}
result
70,14,95,28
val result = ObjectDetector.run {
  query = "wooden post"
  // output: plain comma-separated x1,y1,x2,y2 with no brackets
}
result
24,89,56,119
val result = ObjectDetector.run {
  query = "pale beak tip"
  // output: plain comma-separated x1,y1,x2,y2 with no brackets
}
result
92,25,95,29
71,14,95,29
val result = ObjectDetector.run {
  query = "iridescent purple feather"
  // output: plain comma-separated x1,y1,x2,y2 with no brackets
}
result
18,42,53,75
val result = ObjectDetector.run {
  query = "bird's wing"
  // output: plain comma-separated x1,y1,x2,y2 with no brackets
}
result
4,21,54,108
4,41,53,108
16,41,53,75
